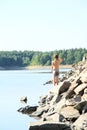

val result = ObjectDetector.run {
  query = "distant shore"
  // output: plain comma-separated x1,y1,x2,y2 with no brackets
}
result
25,65,72,70
0,65,72,70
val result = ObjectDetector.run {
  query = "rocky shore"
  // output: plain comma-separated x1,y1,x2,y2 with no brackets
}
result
18,60,87,130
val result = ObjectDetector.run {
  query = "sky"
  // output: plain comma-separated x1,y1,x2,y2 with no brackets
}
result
0,0,87,52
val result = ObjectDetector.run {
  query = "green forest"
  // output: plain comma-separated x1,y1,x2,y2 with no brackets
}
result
0,48,87,67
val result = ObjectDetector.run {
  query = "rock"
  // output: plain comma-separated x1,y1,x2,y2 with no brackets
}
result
42,112,60,122
29,122,72,130
30,105,49,118
82,88,87,101
49,85,60,94
46,93,54,103
65,82,78,99
74,101,87,114
84,88,87,94
66,95,81,106
59,80,71,94
72,113,87,130
74,83,87,95
82,94,87,101
17,105,38,115
20,96,27,103
38,95,48,106
65,76,82,99
43,80,53,85
80,75,87,83
50,94,61,106
60,106,80,121
55,98,66,112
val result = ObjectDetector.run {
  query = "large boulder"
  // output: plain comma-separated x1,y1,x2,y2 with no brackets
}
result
17,105,38,115
74,101,87,114
29,122,72,130
74,83,87,95
59,80,71,94
60,106,80,121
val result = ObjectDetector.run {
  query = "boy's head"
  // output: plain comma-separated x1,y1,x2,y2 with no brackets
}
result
54,54,59,59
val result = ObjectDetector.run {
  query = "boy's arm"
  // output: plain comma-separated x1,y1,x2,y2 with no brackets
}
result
51,61,54,72
59,58,63,63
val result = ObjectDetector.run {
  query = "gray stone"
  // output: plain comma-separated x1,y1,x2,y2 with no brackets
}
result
17,105,38,115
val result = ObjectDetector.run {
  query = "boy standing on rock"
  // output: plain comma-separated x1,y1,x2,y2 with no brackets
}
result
51,54,63,86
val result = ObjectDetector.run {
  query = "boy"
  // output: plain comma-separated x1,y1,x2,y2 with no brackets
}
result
51,54,62,86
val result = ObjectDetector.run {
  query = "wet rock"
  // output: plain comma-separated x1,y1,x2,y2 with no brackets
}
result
17,105,38,115
43,80,53,85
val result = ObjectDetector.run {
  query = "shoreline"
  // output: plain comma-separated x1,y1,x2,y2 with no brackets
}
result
0,65,72,70
25,65,72,70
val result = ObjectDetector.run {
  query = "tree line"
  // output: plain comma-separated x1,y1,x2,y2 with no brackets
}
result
0,48,87,67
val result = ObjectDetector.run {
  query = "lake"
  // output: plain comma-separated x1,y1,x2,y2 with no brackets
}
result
0,68,70,130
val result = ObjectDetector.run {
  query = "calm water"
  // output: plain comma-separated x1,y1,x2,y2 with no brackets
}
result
0,68,70,130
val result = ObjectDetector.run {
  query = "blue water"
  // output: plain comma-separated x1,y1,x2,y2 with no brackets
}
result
0,68,70,130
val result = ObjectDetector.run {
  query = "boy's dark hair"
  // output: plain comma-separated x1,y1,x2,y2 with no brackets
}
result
54,54,59,59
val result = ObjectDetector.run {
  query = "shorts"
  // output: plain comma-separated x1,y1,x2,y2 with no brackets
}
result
53,69,59,77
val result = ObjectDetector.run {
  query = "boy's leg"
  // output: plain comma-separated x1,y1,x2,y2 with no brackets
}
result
55,76,59,85
53,76,57,86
